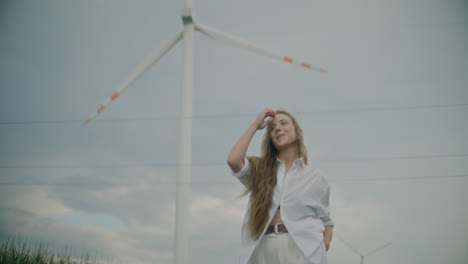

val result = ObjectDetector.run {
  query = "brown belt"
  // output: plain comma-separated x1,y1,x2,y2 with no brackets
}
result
265,223,288,235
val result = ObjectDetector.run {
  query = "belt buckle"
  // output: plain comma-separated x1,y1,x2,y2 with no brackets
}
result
274,223,280,235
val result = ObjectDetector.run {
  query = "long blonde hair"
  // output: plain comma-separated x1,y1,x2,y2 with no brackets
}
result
244,110,307,240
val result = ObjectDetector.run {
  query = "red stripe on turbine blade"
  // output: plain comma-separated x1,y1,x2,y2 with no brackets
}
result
301,63,312,69
111,92,119,101
83,118,91,126
283,57,294,63
97,105,105,113
319,68,328,74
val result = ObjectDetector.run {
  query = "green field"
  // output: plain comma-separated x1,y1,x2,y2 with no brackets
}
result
0,239,111,264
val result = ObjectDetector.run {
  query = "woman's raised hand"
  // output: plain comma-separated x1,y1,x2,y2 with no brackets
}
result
227,108,275,172
254,108,276,130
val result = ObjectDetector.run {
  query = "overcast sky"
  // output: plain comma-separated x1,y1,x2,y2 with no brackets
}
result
1,0,468,263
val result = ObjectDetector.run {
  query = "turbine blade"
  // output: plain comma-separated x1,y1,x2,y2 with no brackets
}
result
83,30,184,125
195,23,327,73
364,242,392,257
335,234,363,257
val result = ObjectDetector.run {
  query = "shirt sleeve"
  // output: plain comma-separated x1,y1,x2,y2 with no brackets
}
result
230,157,250,185
319,185,335,227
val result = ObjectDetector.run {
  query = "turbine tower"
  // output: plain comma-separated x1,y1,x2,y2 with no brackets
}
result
84,1,327,263
336,234,392,264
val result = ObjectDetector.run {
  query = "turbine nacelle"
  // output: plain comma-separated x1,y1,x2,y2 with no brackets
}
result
181,8,195,25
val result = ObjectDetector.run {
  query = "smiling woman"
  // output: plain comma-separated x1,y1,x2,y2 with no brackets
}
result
54,212,122,229
227,109,334,264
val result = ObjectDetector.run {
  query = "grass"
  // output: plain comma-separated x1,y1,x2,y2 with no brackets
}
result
0,238,111,264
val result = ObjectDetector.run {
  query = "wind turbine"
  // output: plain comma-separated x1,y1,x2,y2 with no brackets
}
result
83,1,327,263
336,234,392,264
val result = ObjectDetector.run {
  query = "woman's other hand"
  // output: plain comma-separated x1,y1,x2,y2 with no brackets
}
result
323,225,333,251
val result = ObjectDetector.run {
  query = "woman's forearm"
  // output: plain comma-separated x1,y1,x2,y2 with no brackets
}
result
227,123,258,173
227,108,274,172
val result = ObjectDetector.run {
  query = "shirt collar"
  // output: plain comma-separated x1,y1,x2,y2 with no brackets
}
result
276,157,305,168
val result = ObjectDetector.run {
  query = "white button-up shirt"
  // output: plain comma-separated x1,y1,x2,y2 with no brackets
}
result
231,157,334,264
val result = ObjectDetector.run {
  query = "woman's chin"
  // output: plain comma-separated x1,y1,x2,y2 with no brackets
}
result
274,143,291,152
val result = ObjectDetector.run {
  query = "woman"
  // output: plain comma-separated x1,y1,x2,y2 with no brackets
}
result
227,108,334,264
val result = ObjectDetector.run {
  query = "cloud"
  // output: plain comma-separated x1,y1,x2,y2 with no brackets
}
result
0,206,171,264
0,186,248,264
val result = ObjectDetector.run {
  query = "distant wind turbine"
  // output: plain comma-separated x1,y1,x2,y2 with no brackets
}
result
336,234,392,264
83,1,327,263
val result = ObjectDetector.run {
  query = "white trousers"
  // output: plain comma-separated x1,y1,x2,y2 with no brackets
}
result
251,232,305,264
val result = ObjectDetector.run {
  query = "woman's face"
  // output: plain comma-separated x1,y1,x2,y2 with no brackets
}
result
269,113,298,151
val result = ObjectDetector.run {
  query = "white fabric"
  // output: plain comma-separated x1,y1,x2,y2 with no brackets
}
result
251,232,306,264
231,157,334,264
